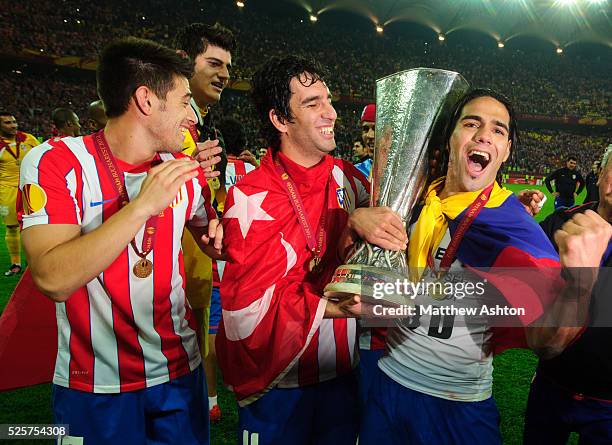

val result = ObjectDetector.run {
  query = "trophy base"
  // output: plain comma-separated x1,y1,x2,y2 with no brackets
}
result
324,264,412,307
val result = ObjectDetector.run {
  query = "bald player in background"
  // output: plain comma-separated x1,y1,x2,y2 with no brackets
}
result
51,108,81,138
86,100,108,133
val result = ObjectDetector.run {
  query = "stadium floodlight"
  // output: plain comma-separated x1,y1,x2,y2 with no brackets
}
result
310,14,318,22
438,34,446,41
556,0,576,5
236,1,245,8
498,42,505,48
376,25,384,33
556,47,563,54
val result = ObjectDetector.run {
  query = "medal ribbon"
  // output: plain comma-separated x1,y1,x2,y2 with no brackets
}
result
274,155,330,264
427,182,494,274
92,130,160,262
0,132,25,161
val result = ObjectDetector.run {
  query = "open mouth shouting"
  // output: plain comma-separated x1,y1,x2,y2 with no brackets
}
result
466,149,491,177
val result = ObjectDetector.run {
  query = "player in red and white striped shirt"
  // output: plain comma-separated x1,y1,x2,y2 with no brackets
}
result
216,56,406,444
18,38,223,445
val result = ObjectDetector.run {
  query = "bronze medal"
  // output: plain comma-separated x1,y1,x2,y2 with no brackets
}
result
133,258,153,278
309,256,321,273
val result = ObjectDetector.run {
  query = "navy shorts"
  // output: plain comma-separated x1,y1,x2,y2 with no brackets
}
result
358,348,384,410
360,367,501,445
52,366,208,445
208,287,222,335
238,372,359,445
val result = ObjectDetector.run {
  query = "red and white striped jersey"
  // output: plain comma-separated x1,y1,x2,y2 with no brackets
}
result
217,150,370,406
225,156,256,190
18,135,216,394
212,157,256,288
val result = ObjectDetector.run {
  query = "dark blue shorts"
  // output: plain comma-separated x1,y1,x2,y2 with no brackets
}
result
360,367,501,445
554,196,575,209
238,372,359,445
358,348,385,410
524,374,612,445
52,366,208,445
208,287,221,335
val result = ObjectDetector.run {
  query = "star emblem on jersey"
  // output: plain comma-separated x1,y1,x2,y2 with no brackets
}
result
224,187,274,238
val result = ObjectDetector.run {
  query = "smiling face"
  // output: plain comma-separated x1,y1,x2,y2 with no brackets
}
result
152,75,197,152
567,159,577,170
443,96,512,195
276,75,337,164
191,45,232,106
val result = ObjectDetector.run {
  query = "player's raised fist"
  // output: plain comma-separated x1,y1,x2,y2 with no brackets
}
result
554,209,612,268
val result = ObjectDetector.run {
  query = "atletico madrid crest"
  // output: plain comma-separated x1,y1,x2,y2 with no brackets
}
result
336,187,351,211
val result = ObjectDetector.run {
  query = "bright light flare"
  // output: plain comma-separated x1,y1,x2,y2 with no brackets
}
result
556,47,563,54
310,14,318,22
376,25,383,33
236,1,245,8
498,42,505,48
438,34,445,41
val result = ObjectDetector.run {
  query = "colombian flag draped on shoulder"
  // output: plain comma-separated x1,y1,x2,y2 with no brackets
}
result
409,177,562,353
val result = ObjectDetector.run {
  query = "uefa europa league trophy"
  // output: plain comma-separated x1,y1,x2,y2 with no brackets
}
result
324,68,469,305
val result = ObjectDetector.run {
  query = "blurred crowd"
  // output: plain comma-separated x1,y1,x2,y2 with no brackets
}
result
1,0,609,176
2,0,610,118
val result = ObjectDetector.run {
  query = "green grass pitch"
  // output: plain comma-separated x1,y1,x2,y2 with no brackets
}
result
0,182,585,444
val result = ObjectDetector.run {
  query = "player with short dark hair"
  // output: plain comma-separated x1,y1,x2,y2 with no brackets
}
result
0,111,39,276
545,156,585,209
584,159,601,204
174,22,236,422
19,37,223,445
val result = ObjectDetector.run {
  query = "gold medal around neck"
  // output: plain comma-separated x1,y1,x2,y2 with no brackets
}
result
309,256,321,274
133,258,153,278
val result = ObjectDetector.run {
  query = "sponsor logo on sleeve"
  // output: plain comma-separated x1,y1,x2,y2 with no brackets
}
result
22,183,47,215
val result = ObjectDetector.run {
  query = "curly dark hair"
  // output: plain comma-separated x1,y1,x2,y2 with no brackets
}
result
173,23,236,61
251,56,329,151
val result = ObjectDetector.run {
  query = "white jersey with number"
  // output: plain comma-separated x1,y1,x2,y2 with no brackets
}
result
379,228,494,402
